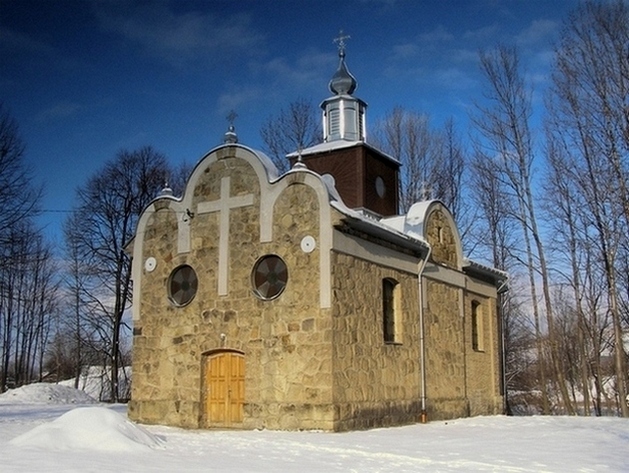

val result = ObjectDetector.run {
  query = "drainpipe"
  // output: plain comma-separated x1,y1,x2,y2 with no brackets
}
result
496,279,509,415
418,245,432,423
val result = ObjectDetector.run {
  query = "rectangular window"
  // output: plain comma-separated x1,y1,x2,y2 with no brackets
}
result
329,109,340,137
383,278,398,343
471,301,484,352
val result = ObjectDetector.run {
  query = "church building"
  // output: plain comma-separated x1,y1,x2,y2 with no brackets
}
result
127,37,507,431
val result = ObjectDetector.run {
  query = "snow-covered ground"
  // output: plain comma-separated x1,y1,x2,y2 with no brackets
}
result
1,384,628,472
58,366,132,402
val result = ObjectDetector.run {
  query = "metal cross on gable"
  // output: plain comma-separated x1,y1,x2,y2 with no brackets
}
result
197,176,254,296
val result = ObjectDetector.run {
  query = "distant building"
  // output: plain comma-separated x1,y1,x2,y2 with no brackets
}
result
127,38,506,431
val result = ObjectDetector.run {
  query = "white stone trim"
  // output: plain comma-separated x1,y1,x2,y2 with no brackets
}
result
332,229,420,274
260,171,333,309
130,202,157,321
423,262,466,288
197,176,254,296
133,145,336,312
178,213,191,254
465,278,499,299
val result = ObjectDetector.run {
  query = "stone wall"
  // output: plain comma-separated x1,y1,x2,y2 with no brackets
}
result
423,279,468,419
129,146,503,431
464,290,503,416
331,251,421,430
130,153,335,430
424,208,459,269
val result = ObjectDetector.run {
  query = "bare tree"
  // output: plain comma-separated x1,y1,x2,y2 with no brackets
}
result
433,118,472,241
260,98,321,173
0,220,57,389
472,45,573,414
371,107,436,212
470,141,530,413
168,161,193,197
0,103,41,248
0,105,53,392
65,146,170,401
548,0,629,416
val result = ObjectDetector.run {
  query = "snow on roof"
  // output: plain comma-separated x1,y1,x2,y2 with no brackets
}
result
463,258,509,282
380,200,434,241
329,200,430,254
287,139,400,165
9,406,162,452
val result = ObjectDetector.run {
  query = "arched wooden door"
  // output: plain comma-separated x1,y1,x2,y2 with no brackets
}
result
203,351,245,427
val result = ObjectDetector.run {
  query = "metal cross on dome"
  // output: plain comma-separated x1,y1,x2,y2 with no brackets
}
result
226,110,238,126
224,110,238,144
333,30,350,56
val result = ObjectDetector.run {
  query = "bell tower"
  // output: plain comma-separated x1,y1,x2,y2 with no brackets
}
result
288,32,400,217
321,31,367,142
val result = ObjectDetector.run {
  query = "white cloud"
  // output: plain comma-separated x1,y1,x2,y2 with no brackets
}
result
433,67,477,90
93,1,264,66
0,27,56,57
463,24,501,42
211,48,333,120
392,42,420,61
516,19,558,45
216,87,263,116
418,25,455,45
450,48,479,65
36,101,82,122
255,50,332,91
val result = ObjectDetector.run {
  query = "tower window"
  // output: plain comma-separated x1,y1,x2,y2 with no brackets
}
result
329,109,340,137
383,278,400,343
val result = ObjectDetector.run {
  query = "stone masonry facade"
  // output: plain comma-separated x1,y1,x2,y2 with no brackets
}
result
128,144,504,431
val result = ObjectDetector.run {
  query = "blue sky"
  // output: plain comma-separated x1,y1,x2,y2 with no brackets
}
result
1,0,577,242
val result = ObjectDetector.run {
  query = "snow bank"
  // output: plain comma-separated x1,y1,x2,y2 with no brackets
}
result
58,366,131,402
9,406,163,452
0,382,97,405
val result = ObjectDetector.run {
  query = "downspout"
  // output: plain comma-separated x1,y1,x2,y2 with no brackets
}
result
497,279,509,415
418,244,432,423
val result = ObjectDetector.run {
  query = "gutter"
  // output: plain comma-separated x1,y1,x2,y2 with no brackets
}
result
496,279,509,415
418,244,432,423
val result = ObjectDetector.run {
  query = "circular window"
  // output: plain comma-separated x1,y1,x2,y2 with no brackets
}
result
168,265,198,306
375,176,386,198
252,255,288,300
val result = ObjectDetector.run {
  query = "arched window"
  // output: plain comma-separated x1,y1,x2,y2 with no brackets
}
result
471,301,484,352
383,278,400,343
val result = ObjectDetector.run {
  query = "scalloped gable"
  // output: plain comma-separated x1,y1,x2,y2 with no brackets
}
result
130,143,338,321
380,200,463,269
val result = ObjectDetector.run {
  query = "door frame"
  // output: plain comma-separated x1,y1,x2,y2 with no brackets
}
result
201,349,245,428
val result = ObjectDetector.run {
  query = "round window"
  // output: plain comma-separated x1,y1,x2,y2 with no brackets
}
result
252,255,288,300
375,176,386,198
168,264,198,306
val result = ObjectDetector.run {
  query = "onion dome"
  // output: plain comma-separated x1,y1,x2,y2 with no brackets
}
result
321,31,367,143
329,47,357,96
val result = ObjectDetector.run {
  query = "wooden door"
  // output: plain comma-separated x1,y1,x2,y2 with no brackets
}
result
205,351,244,426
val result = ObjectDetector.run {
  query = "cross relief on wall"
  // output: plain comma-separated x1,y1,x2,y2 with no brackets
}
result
196,175,254,296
